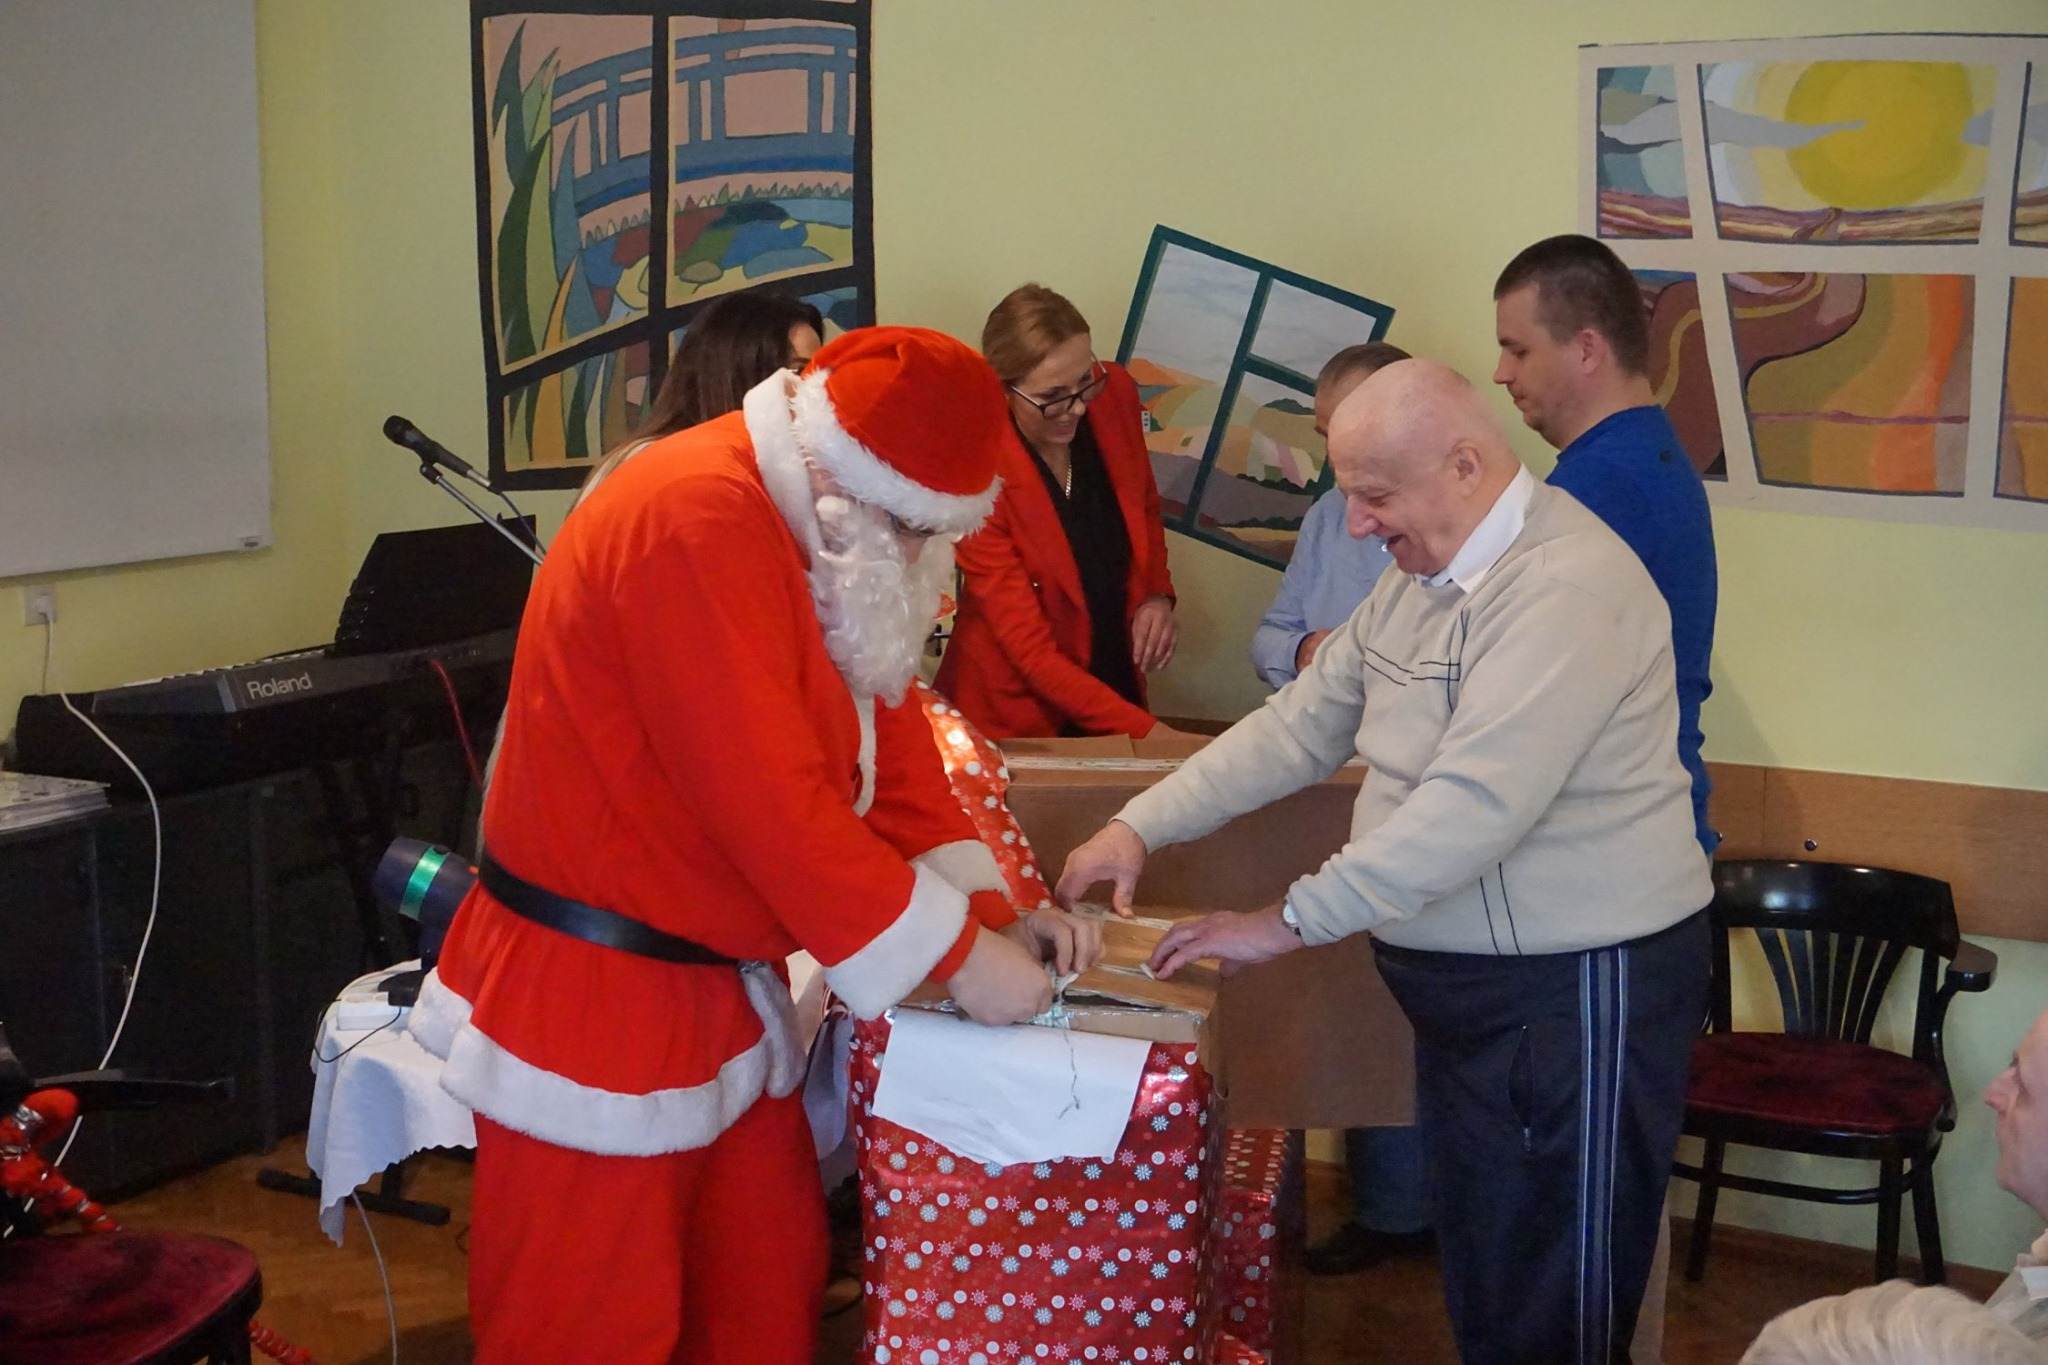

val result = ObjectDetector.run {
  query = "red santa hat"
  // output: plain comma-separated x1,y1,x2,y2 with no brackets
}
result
789,326,1006,537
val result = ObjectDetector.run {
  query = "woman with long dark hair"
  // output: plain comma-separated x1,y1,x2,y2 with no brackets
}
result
577,291,825,503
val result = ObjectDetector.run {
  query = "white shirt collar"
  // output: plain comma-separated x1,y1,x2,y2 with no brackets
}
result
1420,466,1535,594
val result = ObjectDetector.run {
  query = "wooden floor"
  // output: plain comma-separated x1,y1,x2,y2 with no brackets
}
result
100,1138,2003,1364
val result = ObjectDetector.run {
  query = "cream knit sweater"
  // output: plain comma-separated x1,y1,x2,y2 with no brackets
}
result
1119,482,1710,956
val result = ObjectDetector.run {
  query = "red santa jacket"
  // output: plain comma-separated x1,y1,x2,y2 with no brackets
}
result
412,386,1011,1157
934,362,1175,739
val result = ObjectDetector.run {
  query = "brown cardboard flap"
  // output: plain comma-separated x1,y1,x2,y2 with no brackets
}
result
1105,906,1411,1129
900,916,1217,1048
999,735,1137,758
1083,914,1222,1014
1003,754,1415,1129
1131,732,1212,759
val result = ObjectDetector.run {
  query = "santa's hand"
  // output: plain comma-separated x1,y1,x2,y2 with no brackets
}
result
1054,820,1147,917
1006,906,1106,976
948,927,1055,1025
1148,906,1303,980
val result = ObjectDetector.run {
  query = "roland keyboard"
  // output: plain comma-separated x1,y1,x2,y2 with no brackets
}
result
83,629,517,718
11,629,518,796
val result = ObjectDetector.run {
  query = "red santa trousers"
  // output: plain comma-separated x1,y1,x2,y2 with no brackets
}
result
468,1090,827,1363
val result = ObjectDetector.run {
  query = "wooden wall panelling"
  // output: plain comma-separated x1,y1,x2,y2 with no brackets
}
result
1705,762,1769,858
1752,768,2048,944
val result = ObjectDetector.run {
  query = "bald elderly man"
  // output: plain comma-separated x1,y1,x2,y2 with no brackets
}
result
1059,359,1711,1364
1984,1007,2048,1342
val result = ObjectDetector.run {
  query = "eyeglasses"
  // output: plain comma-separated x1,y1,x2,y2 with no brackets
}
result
1008,362,1107,419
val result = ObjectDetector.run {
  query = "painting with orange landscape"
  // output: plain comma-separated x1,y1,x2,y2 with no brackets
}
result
1122,241,1258,522
2000,278,2048,502
1195,373,1329,562
1636,271,1724,477
1703,60,1995,244
1118,228,1394,567
1726,273,1972,494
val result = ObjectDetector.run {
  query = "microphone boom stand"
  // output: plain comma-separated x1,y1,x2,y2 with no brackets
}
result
415,460,546,566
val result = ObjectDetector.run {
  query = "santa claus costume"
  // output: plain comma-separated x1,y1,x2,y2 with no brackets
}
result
409,328,1021,1363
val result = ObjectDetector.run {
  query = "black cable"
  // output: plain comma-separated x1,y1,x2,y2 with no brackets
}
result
314,1006,401,1064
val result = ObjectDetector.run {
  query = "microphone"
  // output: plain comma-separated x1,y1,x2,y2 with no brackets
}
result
384,415,492,490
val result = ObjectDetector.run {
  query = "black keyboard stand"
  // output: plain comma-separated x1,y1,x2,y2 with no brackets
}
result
255,691,486,1225
310,719,414,969
256,1156,453,1227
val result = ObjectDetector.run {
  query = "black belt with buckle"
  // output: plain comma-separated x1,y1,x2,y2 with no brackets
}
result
479,854,741,968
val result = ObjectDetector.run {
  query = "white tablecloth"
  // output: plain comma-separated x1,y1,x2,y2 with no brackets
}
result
302,954,836,1245
303,962,476,1245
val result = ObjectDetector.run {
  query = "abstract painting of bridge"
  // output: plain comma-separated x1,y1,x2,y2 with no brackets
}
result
473,1,872,486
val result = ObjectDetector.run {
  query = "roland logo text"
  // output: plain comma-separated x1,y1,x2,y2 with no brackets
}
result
246,671,316,701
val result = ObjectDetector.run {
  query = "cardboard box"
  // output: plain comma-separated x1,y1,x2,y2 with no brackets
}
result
900,914,1218,1048
1000,736,1415,1130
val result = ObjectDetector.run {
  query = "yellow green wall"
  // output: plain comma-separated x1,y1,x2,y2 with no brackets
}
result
3,0,2044,1274
0,4,359,726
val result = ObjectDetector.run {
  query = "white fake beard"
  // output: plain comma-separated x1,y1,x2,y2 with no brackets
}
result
810,494,953,705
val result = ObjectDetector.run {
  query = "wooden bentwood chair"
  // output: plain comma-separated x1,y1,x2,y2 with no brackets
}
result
1670,860,1997,1286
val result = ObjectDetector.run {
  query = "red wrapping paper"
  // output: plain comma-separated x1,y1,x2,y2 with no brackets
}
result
915,682,1052,910
851,1016,1218,1364
1209,1334,1268,1365
1194,1130,1300,1360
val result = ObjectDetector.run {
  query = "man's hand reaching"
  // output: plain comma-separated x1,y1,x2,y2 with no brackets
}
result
1054,820,1150,917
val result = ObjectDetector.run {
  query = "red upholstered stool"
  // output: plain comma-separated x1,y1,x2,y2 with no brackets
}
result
1670,860,1996,1288
0,1230,262,1365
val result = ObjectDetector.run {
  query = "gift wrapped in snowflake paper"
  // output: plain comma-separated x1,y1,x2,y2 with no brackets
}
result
1193,1128,1304,1363
850,916,1228,1365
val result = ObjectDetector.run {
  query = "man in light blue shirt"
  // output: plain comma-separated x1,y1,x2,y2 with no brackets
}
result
1251,343,1408,689
1251,495,1395,688
1245,339,1409,683
1250,341,1433,1275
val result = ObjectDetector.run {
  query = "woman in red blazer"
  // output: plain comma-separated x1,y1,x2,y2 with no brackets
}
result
936,284,1178,738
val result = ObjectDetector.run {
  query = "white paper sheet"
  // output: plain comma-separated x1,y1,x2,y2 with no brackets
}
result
870,1008,1150,1167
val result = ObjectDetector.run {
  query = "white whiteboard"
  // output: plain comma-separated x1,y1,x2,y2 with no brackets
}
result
0,0,270,578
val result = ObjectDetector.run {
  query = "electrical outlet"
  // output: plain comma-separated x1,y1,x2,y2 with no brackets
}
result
22,584,56,626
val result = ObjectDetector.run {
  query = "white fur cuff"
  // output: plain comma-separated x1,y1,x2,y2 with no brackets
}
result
824,863,971,1019
912,839,1007,897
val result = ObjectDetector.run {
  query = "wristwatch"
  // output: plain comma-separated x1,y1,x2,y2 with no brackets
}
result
1279,898,1303,938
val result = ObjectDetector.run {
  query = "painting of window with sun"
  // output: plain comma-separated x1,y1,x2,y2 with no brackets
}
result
1582,34,2048,532
474,1,873,488
1596,66,1692,238
1638,271,1724,478
1117,228,1395,568
1702,60,1994,244
1727,273,1972,495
